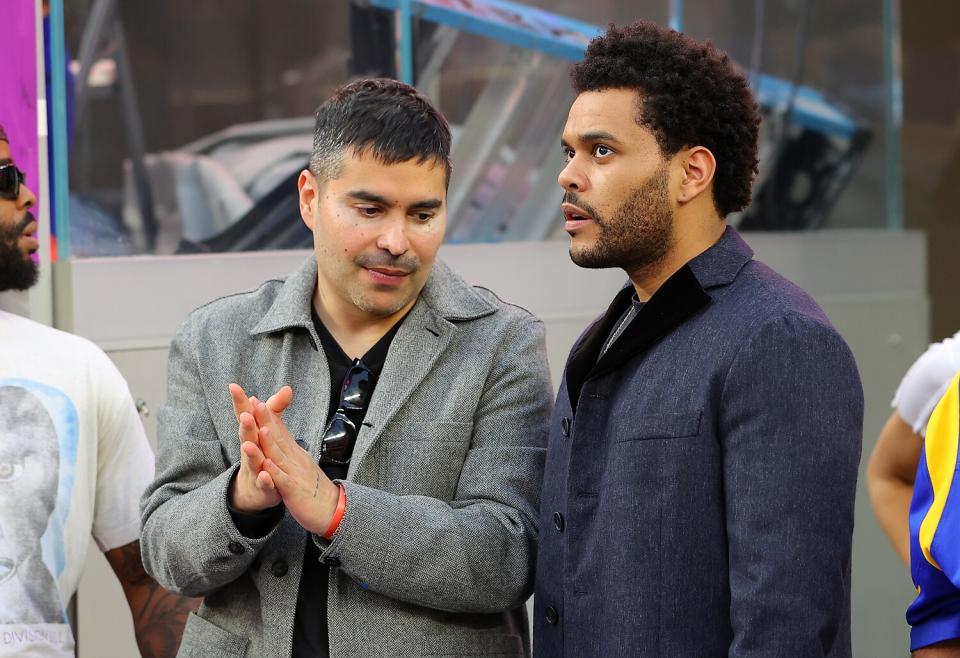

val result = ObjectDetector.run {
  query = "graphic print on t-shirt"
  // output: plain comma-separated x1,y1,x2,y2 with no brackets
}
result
0,380,78,654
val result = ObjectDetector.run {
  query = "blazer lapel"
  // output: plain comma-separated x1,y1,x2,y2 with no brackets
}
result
566,265,710,411
279,333,332,461
290,340,332,462
247,257,334,460
347,299,453,479
592,264,710,380
565,285,635,412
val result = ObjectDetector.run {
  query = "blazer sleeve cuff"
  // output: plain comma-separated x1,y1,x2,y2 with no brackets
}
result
211,463,282,557
312,480,380,567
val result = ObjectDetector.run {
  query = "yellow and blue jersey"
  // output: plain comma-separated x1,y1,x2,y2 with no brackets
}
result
908,370,960,650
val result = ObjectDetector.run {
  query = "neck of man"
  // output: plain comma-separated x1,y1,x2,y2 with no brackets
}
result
312,283,416,359
627,197,726,302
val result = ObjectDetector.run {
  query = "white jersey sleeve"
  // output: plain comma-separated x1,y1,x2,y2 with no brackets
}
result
892,330,960,436
92,352,155,552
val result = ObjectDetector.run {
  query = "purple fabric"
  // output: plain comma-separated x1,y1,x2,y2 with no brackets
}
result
0,1,40,221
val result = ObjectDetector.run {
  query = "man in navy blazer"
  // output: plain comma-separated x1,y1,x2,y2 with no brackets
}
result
534,21,863,657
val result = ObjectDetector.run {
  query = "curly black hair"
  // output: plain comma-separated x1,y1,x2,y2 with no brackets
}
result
572,21,760,217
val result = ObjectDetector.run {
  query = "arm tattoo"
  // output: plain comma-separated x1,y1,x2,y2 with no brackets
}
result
105,540,200,658
312,472,320,499
108,541,151,586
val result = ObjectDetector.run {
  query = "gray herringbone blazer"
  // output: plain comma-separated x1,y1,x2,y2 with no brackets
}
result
140,257,552,657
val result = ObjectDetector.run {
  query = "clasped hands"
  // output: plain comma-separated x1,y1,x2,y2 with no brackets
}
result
226,383,340,536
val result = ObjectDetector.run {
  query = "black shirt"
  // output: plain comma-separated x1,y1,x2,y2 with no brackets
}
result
291,311,402,657
229,311,403,657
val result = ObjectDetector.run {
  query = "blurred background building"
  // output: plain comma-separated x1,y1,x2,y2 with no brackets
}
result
4,1,960,656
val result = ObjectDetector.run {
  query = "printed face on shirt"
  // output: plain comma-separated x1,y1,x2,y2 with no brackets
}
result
558,89,677,273
0,140,39,292
0,386,62,623
297,148,447,321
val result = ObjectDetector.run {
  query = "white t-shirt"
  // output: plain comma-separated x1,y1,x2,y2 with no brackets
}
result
892,330,960,436
0,310,154,657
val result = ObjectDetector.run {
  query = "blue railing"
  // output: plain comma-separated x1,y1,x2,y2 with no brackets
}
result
371,0,858,139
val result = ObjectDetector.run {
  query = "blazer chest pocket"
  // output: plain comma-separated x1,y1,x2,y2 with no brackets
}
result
616,411,702,442
378,421,473,497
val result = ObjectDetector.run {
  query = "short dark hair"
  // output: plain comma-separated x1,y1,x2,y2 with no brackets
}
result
572,21,760,217
309,78,452,186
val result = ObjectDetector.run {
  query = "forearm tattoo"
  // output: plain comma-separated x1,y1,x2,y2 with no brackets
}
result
107,541,200,658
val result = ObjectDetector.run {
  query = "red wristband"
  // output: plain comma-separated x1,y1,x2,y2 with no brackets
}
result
322,484,346,539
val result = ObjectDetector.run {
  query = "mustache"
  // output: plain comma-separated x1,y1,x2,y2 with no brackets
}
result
562,192,603,224
17,213,36,233
355,250,420,273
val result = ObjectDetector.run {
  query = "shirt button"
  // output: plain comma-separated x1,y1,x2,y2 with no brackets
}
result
561,417,571,437
227,541,245,555
545,606,559,626
270,559,288,577
553,512,565,532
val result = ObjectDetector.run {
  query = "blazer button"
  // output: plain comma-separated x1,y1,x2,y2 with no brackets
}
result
227,541,245,555
561,417,571,437
270,559,288,577
553,512,565,532
545,606,559,626
322,556,341,568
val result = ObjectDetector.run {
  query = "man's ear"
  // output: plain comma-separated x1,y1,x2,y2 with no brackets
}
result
298,170,318,230
676,146,716,204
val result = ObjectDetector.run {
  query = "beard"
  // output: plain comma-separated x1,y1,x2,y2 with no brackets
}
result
566,164,673,273
0,213,38,292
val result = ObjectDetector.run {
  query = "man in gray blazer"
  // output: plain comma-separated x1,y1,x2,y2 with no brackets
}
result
534,21,863,657
140,79,552,657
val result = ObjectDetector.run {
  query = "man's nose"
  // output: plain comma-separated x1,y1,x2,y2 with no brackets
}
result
558,160,587,193
19,181,36,210
376,217,410,256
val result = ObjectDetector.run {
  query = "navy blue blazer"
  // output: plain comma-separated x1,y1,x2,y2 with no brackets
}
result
534,228,863,657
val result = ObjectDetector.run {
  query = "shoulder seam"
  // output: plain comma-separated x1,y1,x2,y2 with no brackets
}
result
718,309,839,407
471,285,541,323
189,276,286,315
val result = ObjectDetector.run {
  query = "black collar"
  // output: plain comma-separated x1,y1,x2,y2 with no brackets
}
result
310,307,404,375
564,226,754,412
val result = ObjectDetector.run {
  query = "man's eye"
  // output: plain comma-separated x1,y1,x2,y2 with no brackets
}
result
357,206,380,217
562,148,574,162
414,212,434,222
0,462,23,482
593,144,613,158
